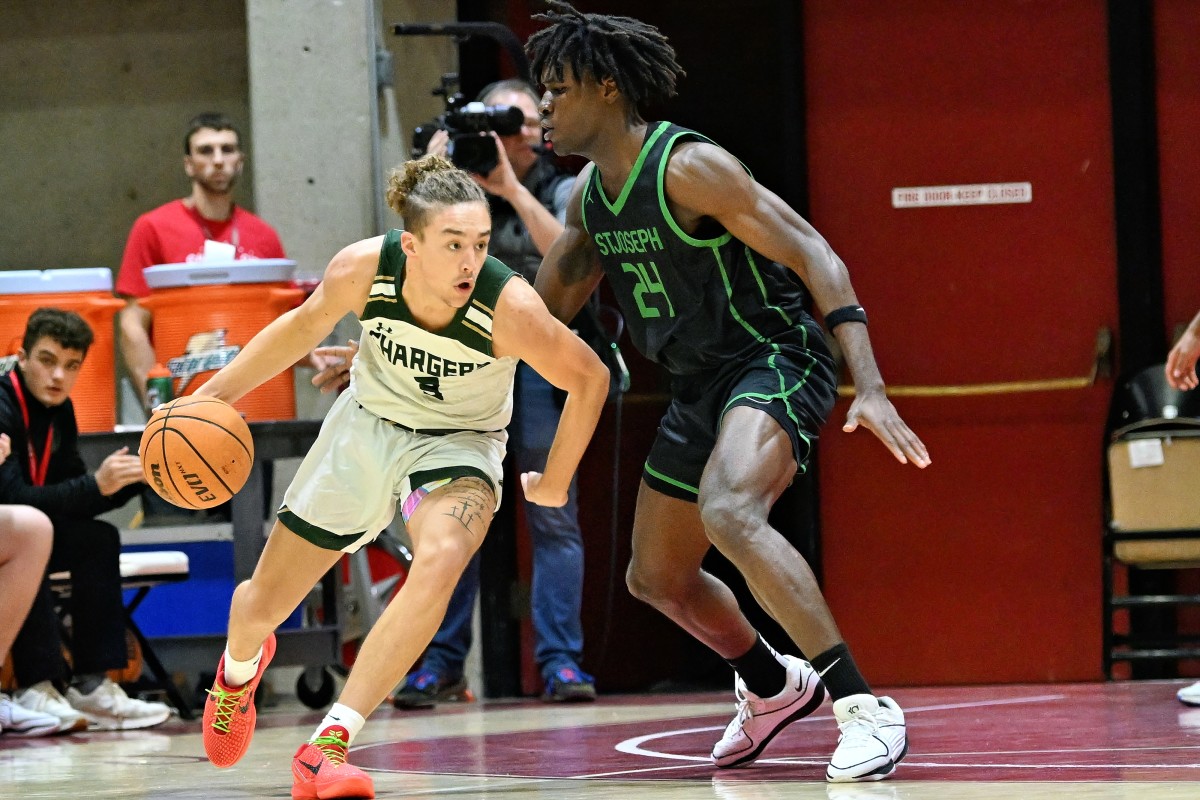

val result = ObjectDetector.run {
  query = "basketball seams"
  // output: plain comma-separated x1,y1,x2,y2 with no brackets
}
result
142,427,202,509
156,416,253,457
167,433,238,496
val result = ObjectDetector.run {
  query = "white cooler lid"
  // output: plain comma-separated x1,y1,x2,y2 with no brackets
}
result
144,259,297,289
0,267,113,294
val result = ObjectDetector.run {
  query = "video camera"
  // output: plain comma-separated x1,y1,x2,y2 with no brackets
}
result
412,72,525,176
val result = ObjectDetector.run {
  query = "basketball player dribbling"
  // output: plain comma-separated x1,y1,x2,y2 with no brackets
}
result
526,2,930,783
193,155,609,799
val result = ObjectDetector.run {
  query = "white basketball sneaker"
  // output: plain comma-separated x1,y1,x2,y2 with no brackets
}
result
1178,681,1200,707
67,678,171,731
826,694,907,782
0,693,61,737
14,681,89,733
711,655,827,768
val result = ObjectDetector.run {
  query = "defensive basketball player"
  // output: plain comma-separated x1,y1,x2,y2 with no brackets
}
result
526,2,930,783
194,155,609,798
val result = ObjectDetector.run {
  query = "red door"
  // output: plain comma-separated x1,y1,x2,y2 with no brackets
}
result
805,0,1116,684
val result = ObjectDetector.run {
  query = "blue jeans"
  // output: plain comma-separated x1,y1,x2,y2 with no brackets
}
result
422,363,586,682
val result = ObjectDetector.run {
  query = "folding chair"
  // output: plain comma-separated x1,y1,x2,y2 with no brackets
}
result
50,550,193,719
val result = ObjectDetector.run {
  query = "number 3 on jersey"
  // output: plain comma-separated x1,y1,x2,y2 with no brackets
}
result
415,376,444,400
621,261,676,319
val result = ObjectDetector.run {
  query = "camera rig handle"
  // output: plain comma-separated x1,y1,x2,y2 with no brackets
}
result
393,22,531,83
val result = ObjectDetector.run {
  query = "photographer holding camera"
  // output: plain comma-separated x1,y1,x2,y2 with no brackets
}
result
394,78,596,706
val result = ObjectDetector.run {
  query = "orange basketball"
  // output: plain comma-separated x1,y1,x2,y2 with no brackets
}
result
139,395,255,509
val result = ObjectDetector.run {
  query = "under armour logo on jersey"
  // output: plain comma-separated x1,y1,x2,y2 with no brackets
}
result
415,376,444,400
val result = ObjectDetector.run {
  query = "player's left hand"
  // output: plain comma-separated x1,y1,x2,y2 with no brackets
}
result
0,432,10,465
310,339,358,394
843,390,931,468
520,471,569,507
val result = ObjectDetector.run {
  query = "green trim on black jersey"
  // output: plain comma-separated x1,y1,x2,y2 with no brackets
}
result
655,127,734,249
593,123,671,217
713,247,771,346
743,247,799,331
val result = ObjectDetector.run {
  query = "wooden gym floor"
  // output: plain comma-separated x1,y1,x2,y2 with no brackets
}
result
3,679,1199,799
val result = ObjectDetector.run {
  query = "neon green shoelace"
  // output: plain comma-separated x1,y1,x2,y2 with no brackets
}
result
310,731,350,766
206,684,251,733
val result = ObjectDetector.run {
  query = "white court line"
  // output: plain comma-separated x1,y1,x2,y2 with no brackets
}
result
362,692,1188,786
615,693,1067,763
902,761,1200,771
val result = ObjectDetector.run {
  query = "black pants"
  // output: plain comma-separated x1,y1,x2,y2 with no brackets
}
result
11,517,127,687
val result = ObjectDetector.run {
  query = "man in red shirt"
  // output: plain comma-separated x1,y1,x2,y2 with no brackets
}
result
116,113,285,403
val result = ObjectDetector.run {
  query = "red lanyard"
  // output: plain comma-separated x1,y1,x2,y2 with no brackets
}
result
10,373,53,487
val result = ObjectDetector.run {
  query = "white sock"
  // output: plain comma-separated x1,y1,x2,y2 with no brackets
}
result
311,703,366,743
222,645,263,688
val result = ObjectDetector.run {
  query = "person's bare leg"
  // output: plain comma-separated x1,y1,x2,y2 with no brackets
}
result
337,477,493,717
698,406,843,656
226,520,343,661
0,506,52,655
625,483,759,659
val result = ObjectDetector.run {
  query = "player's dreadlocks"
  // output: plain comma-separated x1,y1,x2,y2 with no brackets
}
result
526,1,686,110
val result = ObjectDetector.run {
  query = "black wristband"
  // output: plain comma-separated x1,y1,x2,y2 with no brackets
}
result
824,304,868,331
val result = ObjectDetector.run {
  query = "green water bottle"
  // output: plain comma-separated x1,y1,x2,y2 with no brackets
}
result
146,363,174,411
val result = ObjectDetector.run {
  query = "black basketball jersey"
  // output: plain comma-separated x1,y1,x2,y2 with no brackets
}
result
581,122,822,376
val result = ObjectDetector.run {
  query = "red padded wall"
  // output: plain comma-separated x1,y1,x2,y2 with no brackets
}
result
805,0,1116,684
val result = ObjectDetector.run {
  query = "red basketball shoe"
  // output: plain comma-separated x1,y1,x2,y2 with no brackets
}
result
203,633,277,767
291,725,375,799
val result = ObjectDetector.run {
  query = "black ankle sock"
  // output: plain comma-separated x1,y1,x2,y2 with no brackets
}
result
726,635,786,697
810,642,871,701
72,673,105,695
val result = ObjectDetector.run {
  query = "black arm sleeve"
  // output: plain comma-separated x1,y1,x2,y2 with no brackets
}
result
0,402,140,520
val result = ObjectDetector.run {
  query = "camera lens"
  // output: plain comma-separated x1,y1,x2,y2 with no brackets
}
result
449,133,500,175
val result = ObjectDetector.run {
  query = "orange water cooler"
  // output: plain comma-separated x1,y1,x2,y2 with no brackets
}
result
0,268,123,432
141,260,304,421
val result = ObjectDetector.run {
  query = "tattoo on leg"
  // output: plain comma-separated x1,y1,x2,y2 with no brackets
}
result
440,478,494,534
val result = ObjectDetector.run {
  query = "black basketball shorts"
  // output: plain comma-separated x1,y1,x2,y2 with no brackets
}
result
642,344,837,502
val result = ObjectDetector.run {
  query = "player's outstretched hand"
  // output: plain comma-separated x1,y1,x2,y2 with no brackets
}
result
843,390,931,468
520,471,568,508
97,446,146,495
311,339,359,394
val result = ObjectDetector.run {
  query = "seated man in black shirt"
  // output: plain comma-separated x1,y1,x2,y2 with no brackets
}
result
0,308,172,731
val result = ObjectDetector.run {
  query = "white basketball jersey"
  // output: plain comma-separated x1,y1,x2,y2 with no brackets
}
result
351,229,520,432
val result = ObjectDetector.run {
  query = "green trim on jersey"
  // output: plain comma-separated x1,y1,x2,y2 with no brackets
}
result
581,121,821,376
653,126,735,249
365,229,518,356
592,124,671,217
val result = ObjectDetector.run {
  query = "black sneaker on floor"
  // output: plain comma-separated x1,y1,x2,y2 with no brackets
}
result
542,667,596,703
392,669,471,709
